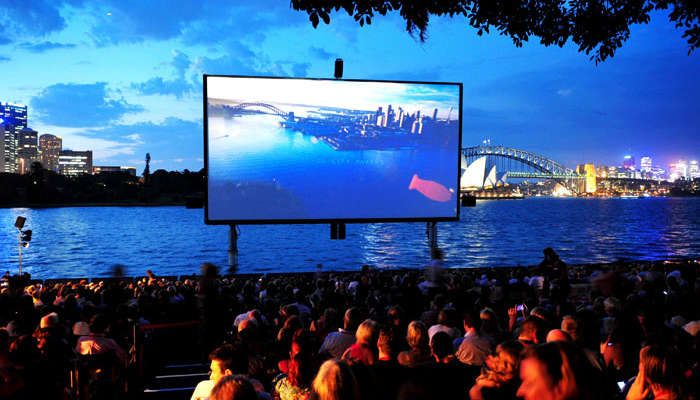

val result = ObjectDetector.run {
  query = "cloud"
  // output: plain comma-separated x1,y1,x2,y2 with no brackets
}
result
0,1,69,45
18,41,77,53
31,82,144,127
309,46,334,60
131,50,196,98
124,133,143,143
557,89,572,97
131,77,194,98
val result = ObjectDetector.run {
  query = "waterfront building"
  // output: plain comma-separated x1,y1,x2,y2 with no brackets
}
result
622,155,635,170
690,161,699,179
0,123,17,173
39,134,62,172
58,150,93,176
17,127,38,174
93,165,137,176
640,156,652,172
583,164,596,193
650,166,665,180
596,165,608,178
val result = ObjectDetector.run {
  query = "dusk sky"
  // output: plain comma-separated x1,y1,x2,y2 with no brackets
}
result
1,1,698,172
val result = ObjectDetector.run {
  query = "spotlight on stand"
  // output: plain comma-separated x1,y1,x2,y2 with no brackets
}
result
14,217,26,229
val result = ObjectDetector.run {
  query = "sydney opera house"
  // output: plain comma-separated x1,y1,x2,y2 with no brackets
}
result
460,156,508,191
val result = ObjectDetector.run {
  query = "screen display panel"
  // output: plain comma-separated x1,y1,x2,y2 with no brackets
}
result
204,75,462,224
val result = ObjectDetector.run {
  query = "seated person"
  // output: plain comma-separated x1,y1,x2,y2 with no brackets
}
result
193,345,249,400
74,314,127,366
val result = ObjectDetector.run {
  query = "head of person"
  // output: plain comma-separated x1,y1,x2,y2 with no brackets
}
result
517,341,592,400
560,315,581,343
479,307,500,335
484,340,524,386
639,345,682,397
387,306,405,327
89,313,108,334
406,320,428,349
543,248,559,262
377,327,397,360
209,344,246,383
463,309,481,333
310,359,359,400
355,319,378,348
520,316,544,344
210,375,257,400
430,331,454,362
343,307,362,332
546,329,572,343
437,307,457,327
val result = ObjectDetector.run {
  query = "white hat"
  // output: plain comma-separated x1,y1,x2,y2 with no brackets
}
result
72,321,90,336
683,320,700,337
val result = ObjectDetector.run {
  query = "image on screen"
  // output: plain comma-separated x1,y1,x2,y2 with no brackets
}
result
205,75,462,223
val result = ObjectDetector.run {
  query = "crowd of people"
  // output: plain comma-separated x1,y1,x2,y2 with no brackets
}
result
0,250,698,399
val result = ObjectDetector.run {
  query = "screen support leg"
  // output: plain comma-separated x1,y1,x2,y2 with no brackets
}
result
427,221,438,251
228,224,238,270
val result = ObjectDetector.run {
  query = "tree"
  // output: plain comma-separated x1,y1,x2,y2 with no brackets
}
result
290,0,699,63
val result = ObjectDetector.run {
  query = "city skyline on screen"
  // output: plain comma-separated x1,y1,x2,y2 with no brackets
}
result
0,2,698,172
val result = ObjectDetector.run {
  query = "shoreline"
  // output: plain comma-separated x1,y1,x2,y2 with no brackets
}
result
2,195,699,209
15,258,698,284
0,202,186,209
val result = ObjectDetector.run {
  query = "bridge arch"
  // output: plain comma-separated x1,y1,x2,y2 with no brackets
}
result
462,146,578,177
230,102,288,118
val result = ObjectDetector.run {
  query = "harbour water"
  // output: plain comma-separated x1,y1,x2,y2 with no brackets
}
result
1,197,698,279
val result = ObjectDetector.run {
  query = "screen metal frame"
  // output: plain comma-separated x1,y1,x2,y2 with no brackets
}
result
203,74,463,225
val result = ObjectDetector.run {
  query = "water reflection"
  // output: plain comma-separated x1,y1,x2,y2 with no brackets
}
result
0,198,697,278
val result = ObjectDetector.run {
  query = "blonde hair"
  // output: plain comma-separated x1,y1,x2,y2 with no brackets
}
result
355,319,378,347
406,320,428,349
311,360,359,400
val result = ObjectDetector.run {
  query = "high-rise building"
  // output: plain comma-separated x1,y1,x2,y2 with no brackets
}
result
640,156,652,172
17,127,38,174
622,155,635,170
1,123,17,173
690,161,699,179
669,160,688,181
39,134,62,172
1,102,27,133
58,150,93,176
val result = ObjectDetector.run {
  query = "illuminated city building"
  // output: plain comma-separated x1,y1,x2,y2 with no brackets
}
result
640,156,652,172
584,164,596,193
650,166,665,180
622,155,635,170
17,127,38,174
669,160,688,181
690,161,699,179
93,165,137,176
1,102,27,133
58,150,93,176
39,134,62,172
1,123,17,173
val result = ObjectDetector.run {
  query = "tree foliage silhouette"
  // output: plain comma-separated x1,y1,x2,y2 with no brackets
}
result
291,0,699,63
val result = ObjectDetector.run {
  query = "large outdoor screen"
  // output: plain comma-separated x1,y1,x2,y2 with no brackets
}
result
204,75,462,224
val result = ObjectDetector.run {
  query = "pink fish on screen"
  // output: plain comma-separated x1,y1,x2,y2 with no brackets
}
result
408,174,452,202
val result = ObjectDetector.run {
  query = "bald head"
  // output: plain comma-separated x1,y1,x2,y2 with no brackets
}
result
546,329,572,343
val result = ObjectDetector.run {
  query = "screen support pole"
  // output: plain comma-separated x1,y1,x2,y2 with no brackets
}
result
228,224,238,269
427,221,438,251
